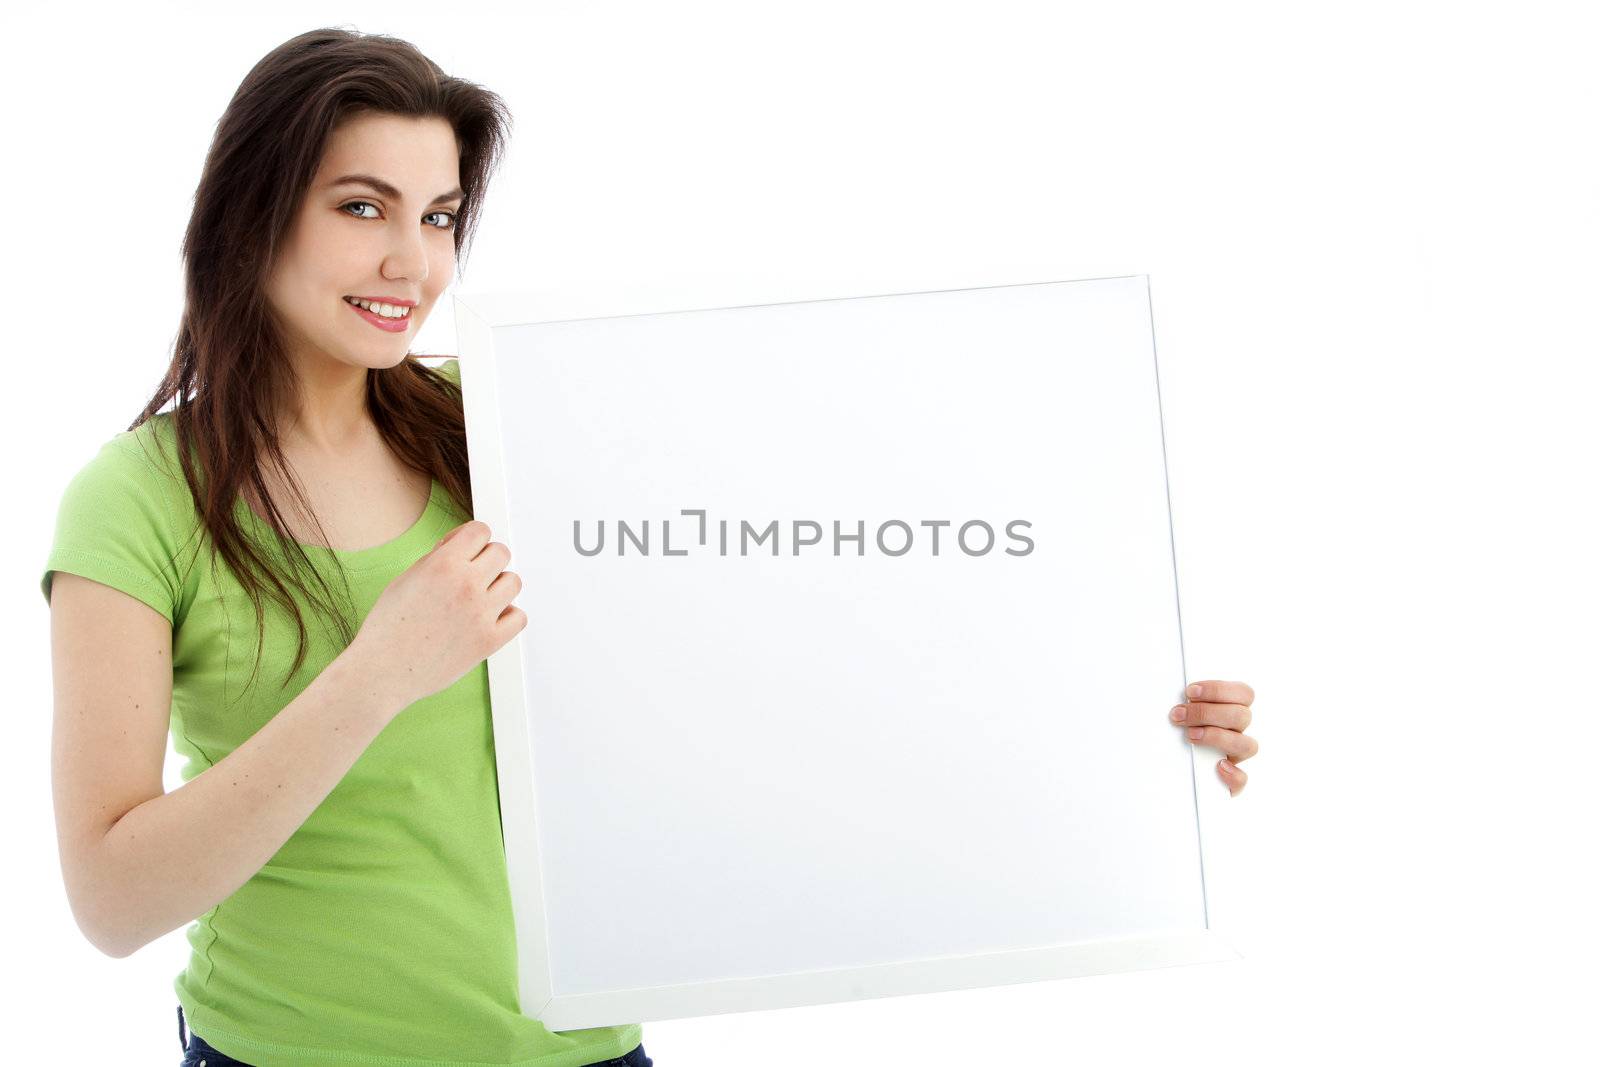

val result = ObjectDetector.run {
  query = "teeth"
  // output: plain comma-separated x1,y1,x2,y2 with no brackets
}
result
345,296,411,319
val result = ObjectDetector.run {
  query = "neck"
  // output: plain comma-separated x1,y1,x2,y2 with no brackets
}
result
278,351,374,456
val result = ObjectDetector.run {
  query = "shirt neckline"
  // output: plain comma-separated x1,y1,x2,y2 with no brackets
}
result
233,480,452,571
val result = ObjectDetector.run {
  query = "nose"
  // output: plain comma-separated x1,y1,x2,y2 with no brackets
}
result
381,227,428,287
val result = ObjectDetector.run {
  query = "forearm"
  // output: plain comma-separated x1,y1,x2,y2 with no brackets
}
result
83,643,409,957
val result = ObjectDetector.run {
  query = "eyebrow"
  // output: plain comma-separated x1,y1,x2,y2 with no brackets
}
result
327,174,465,207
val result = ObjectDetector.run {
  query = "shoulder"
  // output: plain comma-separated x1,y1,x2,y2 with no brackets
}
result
45,414,197,622
121,412,185,476
434,357,461,384
68,414,181,495
57,413,198,535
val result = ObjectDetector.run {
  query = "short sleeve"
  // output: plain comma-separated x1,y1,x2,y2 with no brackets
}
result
41,433,184,626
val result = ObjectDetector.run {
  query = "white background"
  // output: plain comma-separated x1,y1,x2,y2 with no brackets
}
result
6,1,1595,1063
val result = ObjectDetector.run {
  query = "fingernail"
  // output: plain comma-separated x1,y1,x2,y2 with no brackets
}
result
1219,759,1234,773
1187,727,1204,741
1187,683,1204,699
1169,705,1187,722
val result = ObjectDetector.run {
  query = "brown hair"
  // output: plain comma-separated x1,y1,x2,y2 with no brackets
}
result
130,27,511,696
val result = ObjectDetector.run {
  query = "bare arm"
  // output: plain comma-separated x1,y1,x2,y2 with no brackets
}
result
49,572,408,958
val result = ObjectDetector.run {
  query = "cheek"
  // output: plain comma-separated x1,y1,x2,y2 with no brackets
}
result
278,250,337,306
267,269,323,327
427,247,457,296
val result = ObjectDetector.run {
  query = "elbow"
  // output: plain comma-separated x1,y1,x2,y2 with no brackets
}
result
77,914,134,959
87,920,143,960
89,909,150,959
94,930,140,960
61,846,147,958
66,894,141,959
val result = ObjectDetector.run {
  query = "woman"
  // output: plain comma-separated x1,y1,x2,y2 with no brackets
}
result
41,27,651,1067
42,25,1260,1067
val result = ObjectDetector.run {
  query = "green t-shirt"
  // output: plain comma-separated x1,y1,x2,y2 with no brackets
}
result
40,359,644,1067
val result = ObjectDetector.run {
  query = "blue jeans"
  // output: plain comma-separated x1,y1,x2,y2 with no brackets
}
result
178,1004,655,1066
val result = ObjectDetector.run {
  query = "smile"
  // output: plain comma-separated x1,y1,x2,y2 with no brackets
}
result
343,295,412,333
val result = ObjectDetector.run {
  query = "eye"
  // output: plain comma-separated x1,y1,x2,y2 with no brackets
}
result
342,200,457,231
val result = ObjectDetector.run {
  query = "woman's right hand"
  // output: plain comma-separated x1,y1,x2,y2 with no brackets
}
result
349,520,527,711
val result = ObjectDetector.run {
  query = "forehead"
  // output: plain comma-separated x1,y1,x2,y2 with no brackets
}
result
315,112,461,193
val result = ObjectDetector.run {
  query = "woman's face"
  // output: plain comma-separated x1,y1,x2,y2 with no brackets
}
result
263,110,464,376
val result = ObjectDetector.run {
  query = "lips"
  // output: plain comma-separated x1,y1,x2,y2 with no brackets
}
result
344,297,412,333
345,295,418,307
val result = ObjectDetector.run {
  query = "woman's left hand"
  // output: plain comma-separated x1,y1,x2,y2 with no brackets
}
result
1170,679,1258,796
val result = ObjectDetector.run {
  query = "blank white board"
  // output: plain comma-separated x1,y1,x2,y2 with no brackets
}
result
451,274,1235,1030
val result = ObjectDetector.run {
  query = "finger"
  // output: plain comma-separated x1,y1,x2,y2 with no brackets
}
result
471,541,513,584
1186,680,1255,707
1218,758,1247,796
487,567,522,608
437,519,491,557
1170,701,1252,731
1184,725,1260,762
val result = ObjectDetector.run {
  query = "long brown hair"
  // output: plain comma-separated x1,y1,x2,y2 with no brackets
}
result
131,27,511,695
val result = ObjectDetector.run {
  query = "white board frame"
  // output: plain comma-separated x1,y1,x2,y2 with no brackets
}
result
452,275,1237,1030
